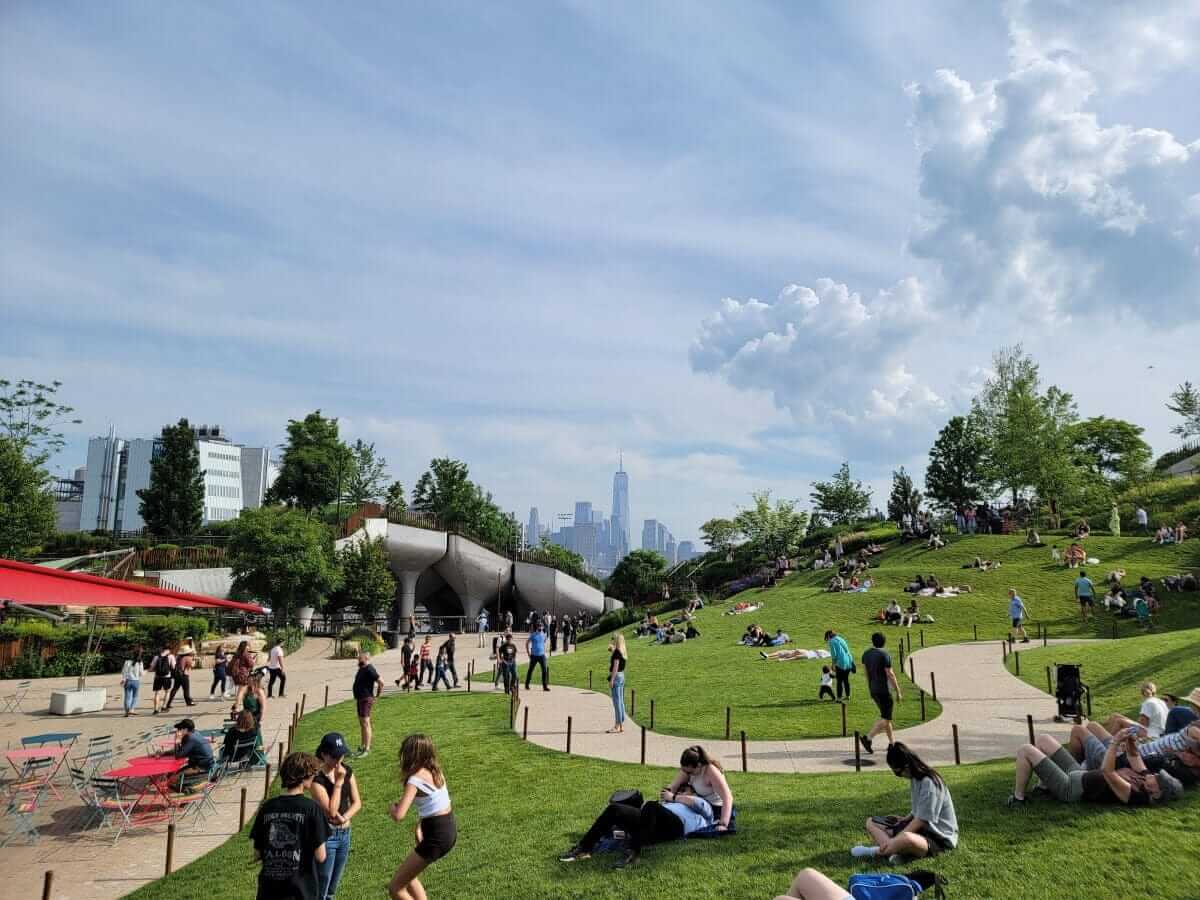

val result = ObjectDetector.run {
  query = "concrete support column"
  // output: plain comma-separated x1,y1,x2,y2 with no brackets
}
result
397,570,421,622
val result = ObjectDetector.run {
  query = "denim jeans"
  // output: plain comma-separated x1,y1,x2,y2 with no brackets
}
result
319,826,351,898
610,672,626,725
123,680,140,712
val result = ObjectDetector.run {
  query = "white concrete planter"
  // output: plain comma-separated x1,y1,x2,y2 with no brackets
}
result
49,687,107,716
297,606,316,631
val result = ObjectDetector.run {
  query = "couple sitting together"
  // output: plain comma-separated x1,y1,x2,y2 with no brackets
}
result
740,625,788,647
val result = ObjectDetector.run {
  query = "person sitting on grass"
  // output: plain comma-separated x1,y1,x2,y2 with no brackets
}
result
901,599,920,628
1176,521,1188,543
884,599,903,625
1103,582,1127,613
827,574,845,592
767,628,790,647
851,742,958,864
1074,519,1091,539
1164,692,1200,734
1007,727,1184,807
1135,593,1153,630
684,623,701,640
1026,527,1042,546
559,745,734,868
926,531,944,550
1064,543,1086,568
1101,682,1170,738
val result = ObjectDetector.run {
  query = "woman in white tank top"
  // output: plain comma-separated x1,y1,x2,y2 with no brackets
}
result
387,733,457,899
664,745,734,830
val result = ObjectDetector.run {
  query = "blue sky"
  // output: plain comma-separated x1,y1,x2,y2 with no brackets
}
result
3,1,1198,542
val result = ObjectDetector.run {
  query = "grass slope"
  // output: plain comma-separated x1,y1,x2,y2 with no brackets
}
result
1007,627,1200,720
549,535,1200,740
131,691,1200,900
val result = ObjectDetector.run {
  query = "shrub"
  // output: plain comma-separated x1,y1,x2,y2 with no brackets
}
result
264,625,306,655
338,625,384,656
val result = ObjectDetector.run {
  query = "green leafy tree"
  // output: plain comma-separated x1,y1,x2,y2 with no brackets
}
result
0,437,56,557
1166,382,1200,439
887,467,922,524
534,536,589,581
384,480,407,518
809,462,871,525
137,418,204,538
331,536,396,619
0,379,81,458
924,416,991,512
228,506,341,625
606,548,668,604
699,517,741,554
733,491,808,560
1068,416,1152,487
1030,386,1082,528
342,439,389,511
411,457,519,549
267,411,352,514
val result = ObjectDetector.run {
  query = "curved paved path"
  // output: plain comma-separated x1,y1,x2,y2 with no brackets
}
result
514,639,1096,772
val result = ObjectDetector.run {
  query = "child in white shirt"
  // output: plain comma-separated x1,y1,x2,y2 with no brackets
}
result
818,666,835,701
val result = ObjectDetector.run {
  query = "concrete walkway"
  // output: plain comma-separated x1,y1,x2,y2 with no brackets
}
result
514,640,1094,773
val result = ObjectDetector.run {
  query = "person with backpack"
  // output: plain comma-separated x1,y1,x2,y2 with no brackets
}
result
151,645,175,715
230,640,257,717
775,867,945,899
165,646,196,710
852,742,958,864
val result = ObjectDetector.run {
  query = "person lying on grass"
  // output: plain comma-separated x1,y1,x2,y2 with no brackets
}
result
1065,720,1200,784
1006,727,1184,807
559,745,734,868
759,647,825,661
850,742,958,864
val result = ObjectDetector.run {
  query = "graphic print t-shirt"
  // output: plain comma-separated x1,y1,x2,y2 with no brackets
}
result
251,793,329,900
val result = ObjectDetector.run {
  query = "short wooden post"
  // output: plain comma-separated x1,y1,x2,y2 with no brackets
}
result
973,623,978,641
909,657,915,681
725,706,731,740
740,730,748,773
467,661,472,692
919,629,925,648
509,690,516,728
1086,687,1092,717
1002,640,1007,661
920,689,926,721
930,671,937,701
324,684,329,708
632,688,636,717
588,670,593,691
840,701,847,737
522,706,529,740
165,822,176,875
300,693,306,719
853,730,862,772
898,643,905,670
1027,713,1035,745
1015,651,1021,676
239,786,248,830
952,723,961,764
278,742,284,770
566,716,572,754
264,762,272,796
650,699,656,730
1046,665,1053,694
41,871,52,900
640,725,646,765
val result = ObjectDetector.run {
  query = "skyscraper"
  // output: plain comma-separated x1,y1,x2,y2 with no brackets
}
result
611,455,631,562
642,519,658,552
574,501,593,526
665,535,677,566
527,507,541,550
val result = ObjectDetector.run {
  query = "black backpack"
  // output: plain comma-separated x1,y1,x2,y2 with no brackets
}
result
609,789,643,808
154,654,172,677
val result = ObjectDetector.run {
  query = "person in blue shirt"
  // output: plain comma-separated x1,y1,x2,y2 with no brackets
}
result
1164,694,1199,734
1074,570,1095,623
166,718,214,788
525,623,550,691
824,630,853,701
1008,589,1030,643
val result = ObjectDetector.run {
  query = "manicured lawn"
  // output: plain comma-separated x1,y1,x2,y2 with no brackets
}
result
548,535,1200,740
130,690,1200,900
1006,627,1200,721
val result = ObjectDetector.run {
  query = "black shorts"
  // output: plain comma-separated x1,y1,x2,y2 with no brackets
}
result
917,824,952,855
871,690,894,721
416,813,457,861
1011,618,1022,628
1078,595,1094,607
153,675,172,692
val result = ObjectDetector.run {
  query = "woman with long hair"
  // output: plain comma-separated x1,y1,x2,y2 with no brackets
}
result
607,634,627,733
387,733,456,900
229,639,256,717
851,742,958,863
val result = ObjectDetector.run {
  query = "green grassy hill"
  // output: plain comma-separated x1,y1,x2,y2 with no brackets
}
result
548,534,1200,740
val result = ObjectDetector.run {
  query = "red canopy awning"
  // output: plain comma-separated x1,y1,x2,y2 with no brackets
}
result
0,558,265,614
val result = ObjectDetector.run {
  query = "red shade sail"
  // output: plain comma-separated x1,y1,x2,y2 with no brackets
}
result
0,558,264,614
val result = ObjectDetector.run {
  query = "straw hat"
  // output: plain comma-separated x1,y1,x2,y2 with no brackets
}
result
1187,687,1200,709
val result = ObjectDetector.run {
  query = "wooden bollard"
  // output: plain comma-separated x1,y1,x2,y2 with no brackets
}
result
632,689,636,717
467,661,472,692
165,822,176,875
919,629,925,648
909,657,915,681
853,730,862,772
931,671,937,701
1043,625,1048,648
523,706,529,740
898,643,905,670
1027,713,1035,745
740,730,748,773
841,700,847,737
973,623,978,641
1046,666,1053,694
509,691,516,728
324,684,329,708
650,699,656,730
278,742,284,769
1002,640,1007,661
588,670,593,691
41,871,52,900
920,689,926,721
300,693,306,719
952,724,961,765
1015,651,1021,676
725,706,731,740
640,725,646,765
264,762,272,796
566,716,573,754
1086,687,1092,717
239,786,247,830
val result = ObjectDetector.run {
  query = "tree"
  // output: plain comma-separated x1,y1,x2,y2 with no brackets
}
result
411,457,519,550
267,411,352,514
534,536,589,582
1166,382,1200,439
924,416,991,512
699,517,741,555
331,536,395,619
733,491,808,560
228,506,341,626
606,549,668,604
1029,386,1082,528
887,467,922,524
383,480,407,518
137,418,204,538
0,437,56,558
342,439,388,511
970,345,1044,503
0,379,81,460
1068,416,1152,487
810,462,871,525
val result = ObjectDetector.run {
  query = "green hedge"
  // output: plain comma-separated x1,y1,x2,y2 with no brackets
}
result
264,625,306,655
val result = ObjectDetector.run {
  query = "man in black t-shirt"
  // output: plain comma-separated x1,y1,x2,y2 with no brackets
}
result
859,632,901,755
497,633,518,694
439,634,459,688
251,751,328,900
351,652,383,757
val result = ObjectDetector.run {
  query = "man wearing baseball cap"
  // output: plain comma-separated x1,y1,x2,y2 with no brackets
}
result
167,718,213,788
310,732,361,900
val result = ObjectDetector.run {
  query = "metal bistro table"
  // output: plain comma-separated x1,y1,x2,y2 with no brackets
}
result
102,756,187,821
19,732,81,748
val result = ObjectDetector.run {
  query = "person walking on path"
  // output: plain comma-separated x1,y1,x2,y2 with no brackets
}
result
525,622,550,692
548,614,558,654
859,632,901,755
431,648,452,691
1074,569,1096,623
353,651,384,757
387,734,457,900
120,645,144,716
824,630,854,701
230,640,257,717
607,634,627,733
251,752,328,900
1008,589,1031,643
266,638,288,698
165,646,195,710
210,644,231,700
418,636,434,687
497,633,518,694
151,644,175,715
310,733,361,900
438,634,459,688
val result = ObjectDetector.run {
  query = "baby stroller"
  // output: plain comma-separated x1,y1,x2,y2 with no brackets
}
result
1052,663,1090,722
